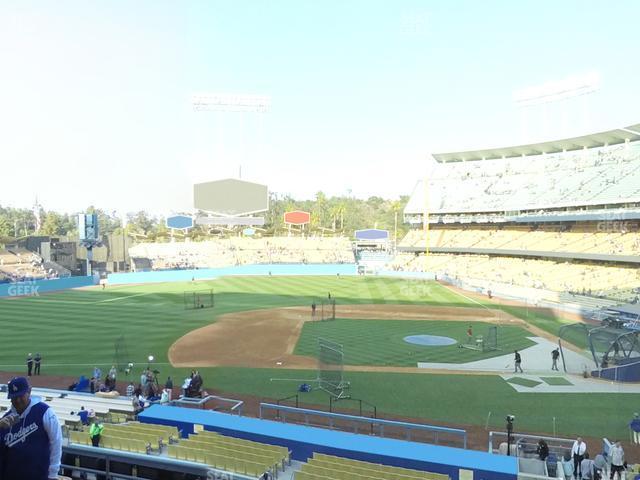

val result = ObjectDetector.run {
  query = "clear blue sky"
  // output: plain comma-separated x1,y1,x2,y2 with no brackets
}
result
1,0,639,214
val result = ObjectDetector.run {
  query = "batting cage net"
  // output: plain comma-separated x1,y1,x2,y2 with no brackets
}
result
311,298,336,321
589,327,640,374
184,289,215,310
557,323,596,375
318,337,350,399
460,326,499,352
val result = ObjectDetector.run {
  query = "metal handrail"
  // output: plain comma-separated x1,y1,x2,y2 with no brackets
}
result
488,430,575,456
260,402,467,448
172,395,243,415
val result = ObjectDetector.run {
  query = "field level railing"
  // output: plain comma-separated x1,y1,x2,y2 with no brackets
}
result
489,431,574,459
259,402,467,448
172,395,243,415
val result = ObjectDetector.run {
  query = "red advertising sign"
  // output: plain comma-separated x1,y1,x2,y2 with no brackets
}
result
284,210,311,225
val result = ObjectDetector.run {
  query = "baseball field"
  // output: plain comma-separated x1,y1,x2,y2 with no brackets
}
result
0,275,633,440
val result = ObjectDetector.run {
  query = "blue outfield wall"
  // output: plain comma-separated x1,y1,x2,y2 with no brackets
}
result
140,406,517,480
108,263,357,285
0,275,97,298
377,270,436,280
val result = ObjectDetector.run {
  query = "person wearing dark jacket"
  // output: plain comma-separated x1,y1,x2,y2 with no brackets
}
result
26,353,33,376
34,353,42,375
514,350,523,373
537,439,549,461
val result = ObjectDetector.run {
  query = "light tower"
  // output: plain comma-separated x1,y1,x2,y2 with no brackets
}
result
191,92,272,178
513,71,601,142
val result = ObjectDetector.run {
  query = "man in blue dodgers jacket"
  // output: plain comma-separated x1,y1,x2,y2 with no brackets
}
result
0,377,62,479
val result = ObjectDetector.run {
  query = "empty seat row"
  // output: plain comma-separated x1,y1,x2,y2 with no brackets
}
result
167,444,269,478
303,452,449,480
190,430,289,464
68,430,149,454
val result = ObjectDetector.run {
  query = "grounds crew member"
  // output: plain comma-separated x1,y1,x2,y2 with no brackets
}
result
0,376,62,480
89,417,104,447
26,353,33,376
551,348,560,371
514,350,523,373
34,352,42,375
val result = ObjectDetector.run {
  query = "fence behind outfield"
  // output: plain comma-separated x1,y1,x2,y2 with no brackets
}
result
0,275,98,298
107,263,357,285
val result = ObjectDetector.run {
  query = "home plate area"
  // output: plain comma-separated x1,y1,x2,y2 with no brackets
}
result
418,337,569,372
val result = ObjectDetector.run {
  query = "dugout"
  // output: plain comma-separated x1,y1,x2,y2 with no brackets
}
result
139,405,517,480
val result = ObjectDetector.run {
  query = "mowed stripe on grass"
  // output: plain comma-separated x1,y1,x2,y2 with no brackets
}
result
2,276,441,370
3,276,626,441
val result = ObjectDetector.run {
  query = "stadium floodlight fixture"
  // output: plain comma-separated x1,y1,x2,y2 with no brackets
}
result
192,93,272,113
513,71,601,107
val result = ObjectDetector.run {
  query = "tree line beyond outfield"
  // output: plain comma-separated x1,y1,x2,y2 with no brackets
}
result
0,192,409,242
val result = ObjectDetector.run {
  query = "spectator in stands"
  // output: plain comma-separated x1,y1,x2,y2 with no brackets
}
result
572,437,587,479
89,417,104,447
0,376,62,480
187,370,203,398
132,395,145,416
514,350,523,373
26,353,33,376
629,413,640,444
75,406,89,426
160,388,170,404
536,439,549,461
126,382,135,398
552,348,560,371
579,452,594,479
34,353,42,375
182,376,192,397
561,453,574,478
593,453,606,479
609,441,625,479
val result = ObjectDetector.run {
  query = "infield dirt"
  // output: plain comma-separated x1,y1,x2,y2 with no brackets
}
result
168,304,553,373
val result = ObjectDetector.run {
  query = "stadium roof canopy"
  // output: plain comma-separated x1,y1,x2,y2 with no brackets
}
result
433,123,640,163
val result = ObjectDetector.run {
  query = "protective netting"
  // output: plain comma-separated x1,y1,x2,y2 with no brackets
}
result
184,289,215,310
312,298,336,321
589,326,640,370
460,326,499,352
558,323,640,379
318,337,350,399
557,323,598,375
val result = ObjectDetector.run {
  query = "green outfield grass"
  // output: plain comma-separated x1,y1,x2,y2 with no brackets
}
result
0,276,630,440
0,276,469,376
211,366,636,440
294,319,535,366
